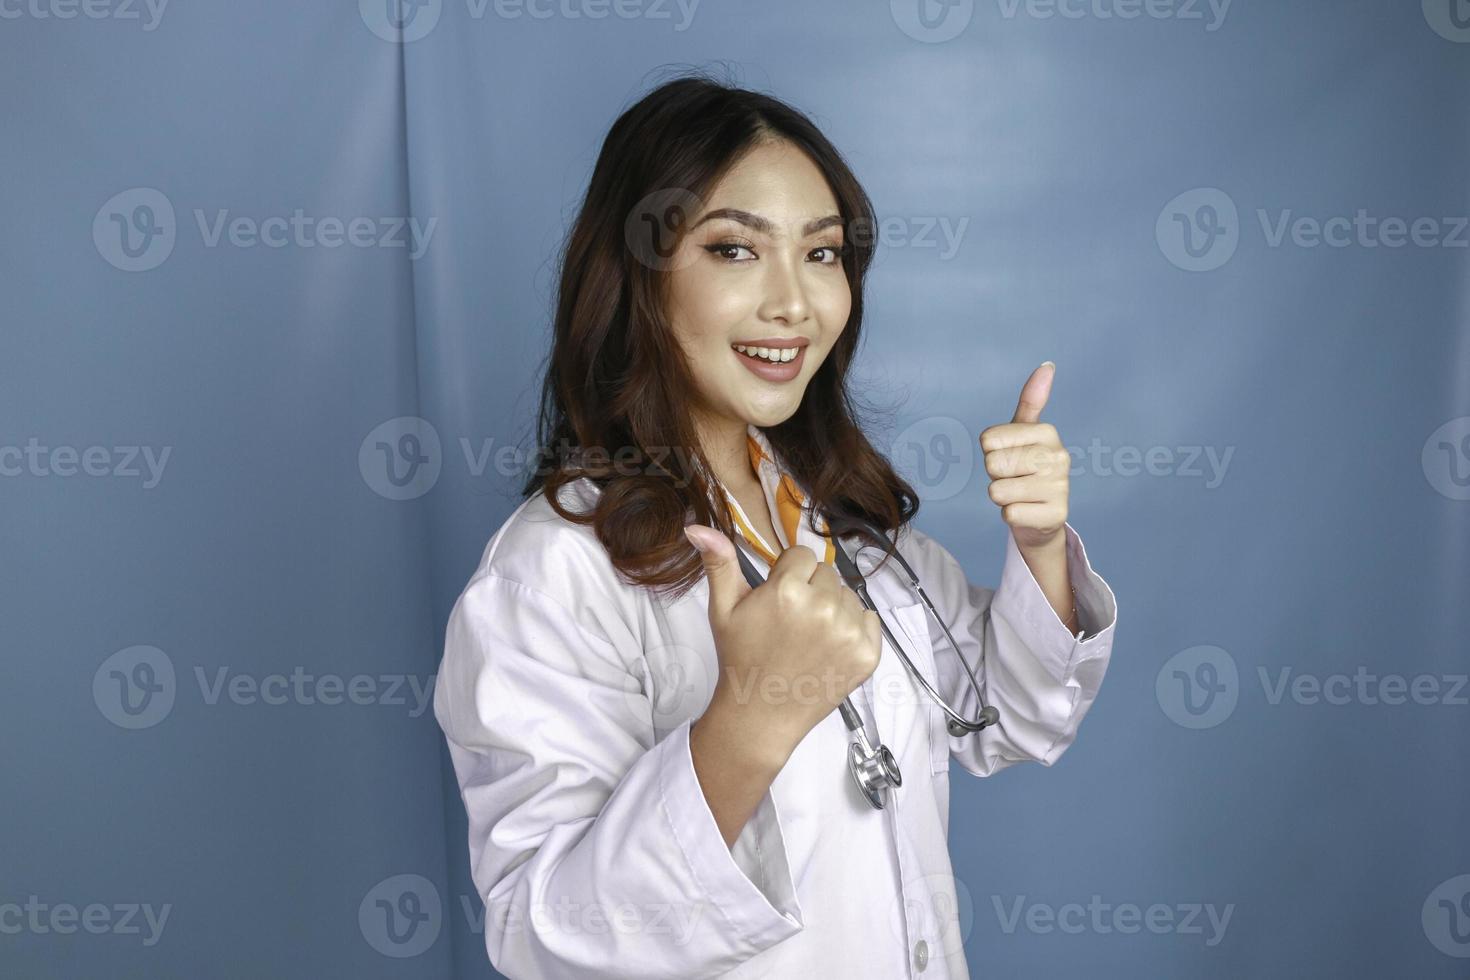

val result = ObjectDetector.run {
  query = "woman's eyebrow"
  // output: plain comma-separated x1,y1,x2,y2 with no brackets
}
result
691,208,843,238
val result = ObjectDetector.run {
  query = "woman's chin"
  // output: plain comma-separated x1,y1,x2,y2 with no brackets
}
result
740,397,804,428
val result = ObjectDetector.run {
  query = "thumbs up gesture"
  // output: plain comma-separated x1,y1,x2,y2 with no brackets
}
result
980,361,1071,552
682,526,882,758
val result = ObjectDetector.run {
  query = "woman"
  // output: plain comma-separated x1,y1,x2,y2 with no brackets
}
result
433,73,1118,979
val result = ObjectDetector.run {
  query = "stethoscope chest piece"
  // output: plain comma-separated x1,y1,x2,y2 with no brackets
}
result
848,738,902,810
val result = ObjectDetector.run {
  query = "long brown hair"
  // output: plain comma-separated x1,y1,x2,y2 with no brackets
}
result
521,69,920,601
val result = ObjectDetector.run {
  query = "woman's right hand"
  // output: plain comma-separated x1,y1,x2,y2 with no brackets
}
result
683,524,882,766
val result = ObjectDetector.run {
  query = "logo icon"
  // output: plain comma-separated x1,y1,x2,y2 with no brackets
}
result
1423,874,1470,957
891,872,974,964
360,874,442,957
1423,0,1470,42
359,0,442,42
890,416,974,502
94,645,176,729
619,642,713,732
359,416,443,500
1156,644,1238,729
1156,188,1239,272
891,0,974,43
1422,417,1470,501
94,188,176,272
624,188,705,272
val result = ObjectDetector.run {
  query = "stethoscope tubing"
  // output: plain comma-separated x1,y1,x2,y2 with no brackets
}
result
827,516,999,736
728,541,873,741
726,513,999,738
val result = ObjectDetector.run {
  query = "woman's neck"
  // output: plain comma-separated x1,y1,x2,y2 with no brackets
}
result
695,415,759,494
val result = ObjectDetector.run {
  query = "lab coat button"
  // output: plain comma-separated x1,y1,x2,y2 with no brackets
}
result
913,938,929,972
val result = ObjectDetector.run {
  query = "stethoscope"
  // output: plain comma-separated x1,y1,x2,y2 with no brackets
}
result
729,512,1000,810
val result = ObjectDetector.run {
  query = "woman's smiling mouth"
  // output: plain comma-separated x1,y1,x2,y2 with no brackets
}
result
731,339,808,382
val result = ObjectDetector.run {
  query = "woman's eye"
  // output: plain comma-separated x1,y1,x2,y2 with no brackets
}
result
704,241,756,262
702,241,846,264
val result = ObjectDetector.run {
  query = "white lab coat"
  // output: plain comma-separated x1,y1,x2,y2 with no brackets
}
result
433,475,1118,980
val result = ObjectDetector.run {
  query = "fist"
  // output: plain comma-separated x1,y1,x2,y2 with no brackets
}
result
683,526,882,752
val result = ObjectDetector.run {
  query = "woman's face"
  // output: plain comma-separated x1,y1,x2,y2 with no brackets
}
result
664,140,852,435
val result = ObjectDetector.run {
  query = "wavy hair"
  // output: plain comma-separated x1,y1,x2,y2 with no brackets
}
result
521,69,920,601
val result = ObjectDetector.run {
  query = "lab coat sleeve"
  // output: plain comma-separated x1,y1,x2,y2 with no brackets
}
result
906,521,1117,777
433,572,803,980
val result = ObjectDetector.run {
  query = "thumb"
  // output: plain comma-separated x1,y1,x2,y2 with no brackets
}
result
684,524,751,626
1011,360,1056,424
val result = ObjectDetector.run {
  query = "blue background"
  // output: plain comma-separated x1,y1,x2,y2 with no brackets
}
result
3,0,1468,976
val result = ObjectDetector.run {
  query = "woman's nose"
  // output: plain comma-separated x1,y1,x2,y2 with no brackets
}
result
757,255,811,323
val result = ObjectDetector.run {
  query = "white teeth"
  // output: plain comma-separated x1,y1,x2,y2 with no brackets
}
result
733,344,799,363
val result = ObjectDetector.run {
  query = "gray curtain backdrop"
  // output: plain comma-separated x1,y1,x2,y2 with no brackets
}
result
4,1,1468,977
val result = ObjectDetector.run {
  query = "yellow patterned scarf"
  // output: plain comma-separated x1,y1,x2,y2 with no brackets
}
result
717,424,836,567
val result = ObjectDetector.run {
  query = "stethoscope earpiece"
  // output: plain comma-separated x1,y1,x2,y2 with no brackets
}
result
948,705,1000,738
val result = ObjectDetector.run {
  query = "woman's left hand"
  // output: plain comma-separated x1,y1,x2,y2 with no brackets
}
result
980,361,1070,553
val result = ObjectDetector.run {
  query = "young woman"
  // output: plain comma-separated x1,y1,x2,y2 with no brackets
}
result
433,73,1118,980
